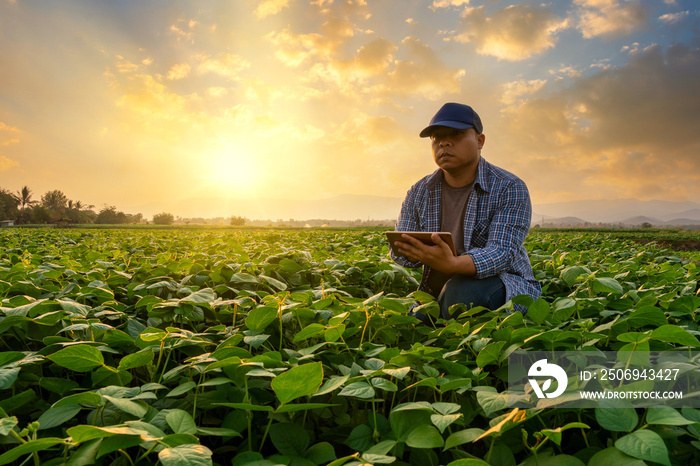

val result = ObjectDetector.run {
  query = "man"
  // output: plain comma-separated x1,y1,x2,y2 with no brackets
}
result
391,102,541,319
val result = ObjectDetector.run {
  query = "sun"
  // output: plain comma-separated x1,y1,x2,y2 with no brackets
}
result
198,141,262,198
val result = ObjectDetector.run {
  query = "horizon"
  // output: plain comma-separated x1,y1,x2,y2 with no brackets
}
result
1,0,699,220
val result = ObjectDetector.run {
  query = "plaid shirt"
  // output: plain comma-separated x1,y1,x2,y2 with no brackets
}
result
392,156,541,311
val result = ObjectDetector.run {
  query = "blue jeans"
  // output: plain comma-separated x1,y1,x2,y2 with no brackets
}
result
438,275,506,319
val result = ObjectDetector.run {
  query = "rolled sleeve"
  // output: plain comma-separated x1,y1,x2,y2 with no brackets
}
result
390,184,423,269
466,179,532,278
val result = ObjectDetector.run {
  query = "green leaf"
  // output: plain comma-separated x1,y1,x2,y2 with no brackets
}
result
158,444,213,466
626,306,668,328
646,406,696,426
431,413,462,433
526,298,550,324
294,323,325,342
444,428,486,450
338,382,375,399
445,459,490,466
260,274,287,291
97,435,144,458
405,424,444,448
245,306,278,332
65,438,101,466
212,403,273,412
371,378,398,392
561,266,590,287
53,392,102,409
102,395,148,418
0,438,65,466
118,349,154,371
476,341,505,368
0,351,25,367
161,434,200,447
275,403,335,413
166,409,198,435
595,406,638,432
36,404,82,430
271,362,324,404
167,381,197,398
57,299,91,317
389,409,432,442
0,368,20,390
314,375,349,397
269,422,309,456
476,390,508,416
614,429,671,466
587,447,647,466
540,422,589,445
178,288,215,305
39,377,79,396
650,325,700,347
304,441,337,465
0,417,18,436
591,277,624,294
47,344,104,372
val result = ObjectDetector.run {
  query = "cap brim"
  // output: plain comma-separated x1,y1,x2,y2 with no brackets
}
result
419,121,474,138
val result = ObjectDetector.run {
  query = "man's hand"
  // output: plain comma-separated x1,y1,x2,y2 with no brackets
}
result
395,232,475,275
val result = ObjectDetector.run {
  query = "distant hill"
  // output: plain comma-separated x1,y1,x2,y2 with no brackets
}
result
537,216,589,226
621,216,661,225
127,195,700,226
665,218,700,225
533,199,700,224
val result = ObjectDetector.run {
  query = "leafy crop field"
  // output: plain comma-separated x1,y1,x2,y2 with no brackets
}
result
0,227,699,466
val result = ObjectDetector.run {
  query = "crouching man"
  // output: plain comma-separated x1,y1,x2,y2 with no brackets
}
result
391,103,541,319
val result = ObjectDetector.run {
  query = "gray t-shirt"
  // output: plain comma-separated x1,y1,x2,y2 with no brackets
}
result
425,177,473,295
440,177,473,256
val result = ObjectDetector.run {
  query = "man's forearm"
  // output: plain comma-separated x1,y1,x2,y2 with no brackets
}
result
439,254,477,276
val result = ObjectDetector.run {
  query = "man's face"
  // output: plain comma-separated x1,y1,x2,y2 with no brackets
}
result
431,127,485,175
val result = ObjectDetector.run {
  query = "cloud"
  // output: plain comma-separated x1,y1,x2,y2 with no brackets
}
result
254,0,292,19
267,19,355,67
658,11,692,24
166,63,191,80
197,53,250,80
306,37,397,90
382,37,465,99
0,155,19,171
501,43,700,201
574,0,647,38
303,35,465,101
451,5,568,61
169,19,197,43
0,122,20,147
266,0,370,67
0,122,20,133
500,79,547,105
431,0,470,9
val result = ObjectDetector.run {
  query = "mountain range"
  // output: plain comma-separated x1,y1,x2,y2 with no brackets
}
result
127,196,700,226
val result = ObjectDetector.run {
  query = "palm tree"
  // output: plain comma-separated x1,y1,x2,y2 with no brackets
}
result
13,186,38,210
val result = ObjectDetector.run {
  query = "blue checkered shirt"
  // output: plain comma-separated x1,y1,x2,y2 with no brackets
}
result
391,156,541,311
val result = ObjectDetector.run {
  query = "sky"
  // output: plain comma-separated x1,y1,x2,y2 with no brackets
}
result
1,0,699,219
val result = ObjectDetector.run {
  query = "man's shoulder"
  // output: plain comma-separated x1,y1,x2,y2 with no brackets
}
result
408,169,442,191
480,158,526,187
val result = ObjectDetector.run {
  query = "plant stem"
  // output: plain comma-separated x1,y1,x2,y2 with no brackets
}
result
259,413,275,453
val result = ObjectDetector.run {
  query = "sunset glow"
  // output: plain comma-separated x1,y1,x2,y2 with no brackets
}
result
1,0,698,219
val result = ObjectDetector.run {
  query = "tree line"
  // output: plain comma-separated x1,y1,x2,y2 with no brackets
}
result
0,186,174,225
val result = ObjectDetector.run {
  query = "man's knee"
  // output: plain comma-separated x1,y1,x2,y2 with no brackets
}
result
439,275,506,319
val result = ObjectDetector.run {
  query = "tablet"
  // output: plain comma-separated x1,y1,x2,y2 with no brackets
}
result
385,231,456,257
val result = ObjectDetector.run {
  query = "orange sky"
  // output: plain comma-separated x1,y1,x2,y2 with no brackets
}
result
1,0,699,219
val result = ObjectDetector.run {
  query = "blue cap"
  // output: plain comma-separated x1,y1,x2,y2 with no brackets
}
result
419,103,483,138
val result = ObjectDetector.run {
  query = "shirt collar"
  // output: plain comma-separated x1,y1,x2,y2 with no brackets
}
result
426,156,490,192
